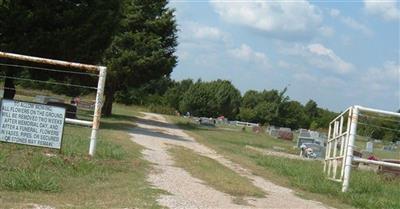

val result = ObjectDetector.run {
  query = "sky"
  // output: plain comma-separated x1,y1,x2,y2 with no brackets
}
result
168,0,400,112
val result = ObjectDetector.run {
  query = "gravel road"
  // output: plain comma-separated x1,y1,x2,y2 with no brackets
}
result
130,112,333,209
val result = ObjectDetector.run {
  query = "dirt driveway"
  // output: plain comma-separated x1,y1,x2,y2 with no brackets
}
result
130,112,333,209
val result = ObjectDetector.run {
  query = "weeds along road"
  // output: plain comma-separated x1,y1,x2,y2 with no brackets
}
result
129,112,333,209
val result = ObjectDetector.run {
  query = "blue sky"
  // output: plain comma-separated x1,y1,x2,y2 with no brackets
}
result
168,0,400,112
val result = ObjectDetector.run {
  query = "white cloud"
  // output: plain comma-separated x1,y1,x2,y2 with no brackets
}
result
340,35,352,46
362,61,400,91
364,0,400,21
210,1,322,34
181,22,225,41
330,8,372,36
177,50,189,61
228,44,269,65
294,73,345,87
279,43,354,74
307,43,354,74
330,8,341,17
277,60,294,69
192,24,222,40
341,16,373,36
318,26,335,37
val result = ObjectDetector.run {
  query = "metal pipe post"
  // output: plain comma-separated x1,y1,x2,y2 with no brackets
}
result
332,121,340,178
342,106,359,192
340,108,353,180
89,66,107,156
324,123,332,173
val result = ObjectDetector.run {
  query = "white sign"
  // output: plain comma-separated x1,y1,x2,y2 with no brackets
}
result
0,99,66,149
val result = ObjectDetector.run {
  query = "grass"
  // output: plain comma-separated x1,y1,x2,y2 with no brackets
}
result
169,145,265,201
254,155,400,209
170,116,400,209
0,103,162,209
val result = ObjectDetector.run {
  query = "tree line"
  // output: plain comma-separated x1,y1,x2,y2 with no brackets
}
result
115,77,338,130
117,77,400,142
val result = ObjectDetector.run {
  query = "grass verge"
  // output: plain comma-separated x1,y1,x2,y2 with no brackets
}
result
170,116,400,209
169,145,265,200
0,104,162,209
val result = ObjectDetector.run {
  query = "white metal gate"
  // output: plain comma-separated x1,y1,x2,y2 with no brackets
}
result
324,105,400,192
324,107,351,182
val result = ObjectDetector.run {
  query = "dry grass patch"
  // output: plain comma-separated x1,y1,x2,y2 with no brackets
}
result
168,145,265,199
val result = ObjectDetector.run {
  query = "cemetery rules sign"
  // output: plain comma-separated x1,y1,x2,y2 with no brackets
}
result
0,99,66,149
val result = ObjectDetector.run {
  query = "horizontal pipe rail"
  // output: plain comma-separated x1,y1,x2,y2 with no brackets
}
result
328,132,348,142
355,105,400,118
325,156,345,160
0,51,103,72
65,118,93,127
353,157,400,169
328,178,342,182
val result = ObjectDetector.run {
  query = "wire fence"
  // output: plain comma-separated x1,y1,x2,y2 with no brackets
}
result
0,60,98,121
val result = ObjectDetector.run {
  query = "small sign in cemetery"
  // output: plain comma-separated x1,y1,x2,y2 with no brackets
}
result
0,99,66,149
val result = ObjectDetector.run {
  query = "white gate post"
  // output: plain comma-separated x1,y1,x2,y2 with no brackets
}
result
89,66,107,156
342,106,359,192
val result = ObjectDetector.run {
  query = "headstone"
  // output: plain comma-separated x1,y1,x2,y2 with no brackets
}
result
366,142,373,153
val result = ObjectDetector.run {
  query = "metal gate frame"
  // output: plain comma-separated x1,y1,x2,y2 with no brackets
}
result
324,107,351,182
325,105,400,192
0,51,107,156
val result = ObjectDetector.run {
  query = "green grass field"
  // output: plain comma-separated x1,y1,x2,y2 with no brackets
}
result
0,104,163,209
170,116,400,209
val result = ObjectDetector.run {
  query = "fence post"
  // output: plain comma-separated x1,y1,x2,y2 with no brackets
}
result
89,66,107,156
342,106,359,192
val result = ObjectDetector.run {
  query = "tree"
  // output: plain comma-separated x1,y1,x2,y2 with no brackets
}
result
179,81,213,117
279,101,308,129
179,80,241,119
237,107,257,122
102,0,177,116
239,88,290,125
314,108,337,129
242,90,260,109
0,0,122,97
254,102,278,125
0,0,120,62
211,80,241,118
115,76,173,105
309,121,319,130
305,100,319,118
164,79,194,110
